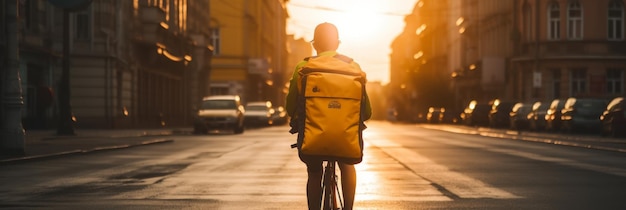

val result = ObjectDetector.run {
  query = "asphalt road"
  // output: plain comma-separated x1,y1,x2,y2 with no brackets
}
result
1,121,626,209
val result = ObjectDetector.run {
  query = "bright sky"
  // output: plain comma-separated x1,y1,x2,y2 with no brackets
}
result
286,0,418,85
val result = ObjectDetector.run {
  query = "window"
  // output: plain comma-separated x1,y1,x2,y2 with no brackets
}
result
147,0,168,11
548,2,560,40
567,1,583,40
210,28,221,55
606,68,623,94
608,0,624,40
523,3,533,41
18,0,44,33
570,68,587,96
74,11,91,41
552,68,561,99
210,87,229,96
19,0,32,30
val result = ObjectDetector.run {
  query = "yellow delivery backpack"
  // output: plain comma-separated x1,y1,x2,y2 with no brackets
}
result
294,54,367,164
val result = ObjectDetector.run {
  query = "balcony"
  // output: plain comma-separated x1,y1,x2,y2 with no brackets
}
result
138,23,164,43
140,6,166,24
521,40,626,57
134,6,168,44
248,58,270,76
608,41,626,54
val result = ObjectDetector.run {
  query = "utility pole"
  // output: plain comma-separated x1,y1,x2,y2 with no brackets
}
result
1,0,25,155
49,0,93,135
56,8,74,135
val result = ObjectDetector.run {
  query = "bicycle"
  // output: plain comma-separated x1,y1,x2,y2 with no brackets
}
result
292,143,344,210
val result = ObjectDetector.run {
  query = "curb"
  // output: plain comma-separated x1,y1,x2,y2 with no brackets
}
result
0,138,174,165
419,124,626,153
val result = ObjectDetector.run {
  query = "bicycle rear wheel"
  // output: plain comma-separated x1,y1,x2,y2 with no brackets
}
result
321,161,342,210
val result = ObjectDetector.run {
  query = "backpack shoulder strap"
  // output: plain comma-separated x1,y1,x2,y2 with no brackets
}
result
333,54,353,63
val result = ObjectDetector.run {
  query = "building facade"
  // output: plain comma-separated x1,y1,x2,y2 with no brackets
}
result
389,2,428,121
456,0,516,107
284,34,312,106
390,0,626,122
131,0,204,128
390,0,457,121
208,0,289,106
9,0,62,129
512,0,626,103
1,0,214,130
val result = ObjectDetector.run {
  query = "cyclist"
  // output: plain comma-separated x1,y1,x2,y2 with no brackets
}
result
286,22,372,210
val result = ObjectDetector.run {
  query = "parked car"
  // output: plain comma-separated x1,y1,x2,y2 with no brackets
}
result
545,99,566,132
271,106,289,125
488,99,515,128
412,106,430,123
244,101,275,126
509,102,533,130
600,97,626,137
528,101,550,131
441,108,461,124
193,95,245,134
427,107,444,123
387,108,398,122
560,97,608,133
461,100,490,126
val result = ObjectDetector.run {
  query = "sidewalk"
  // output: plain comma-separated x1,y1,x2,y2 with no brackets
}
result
0,127,192,164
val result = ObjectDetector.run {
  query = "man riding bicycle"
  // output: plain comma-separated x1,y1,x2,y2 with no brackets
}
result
286,22,372,210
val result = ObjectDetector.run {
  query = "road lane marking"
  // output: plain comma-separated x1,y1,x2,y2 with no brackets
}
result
357,143,452,202
111,138,452,202
367,137,522,199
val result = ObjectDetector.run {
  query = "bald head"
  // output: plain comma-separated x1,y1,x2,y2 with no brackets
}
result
312,22,340,52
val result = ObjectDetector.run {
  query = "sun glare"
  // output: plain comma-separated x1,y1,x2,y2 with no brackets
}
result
332,4,385,43
287,0,417,84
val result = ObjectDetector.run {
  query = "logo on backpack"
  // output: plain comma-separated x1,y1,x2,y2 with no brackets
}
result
328,100,341,109
312,86,320,93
